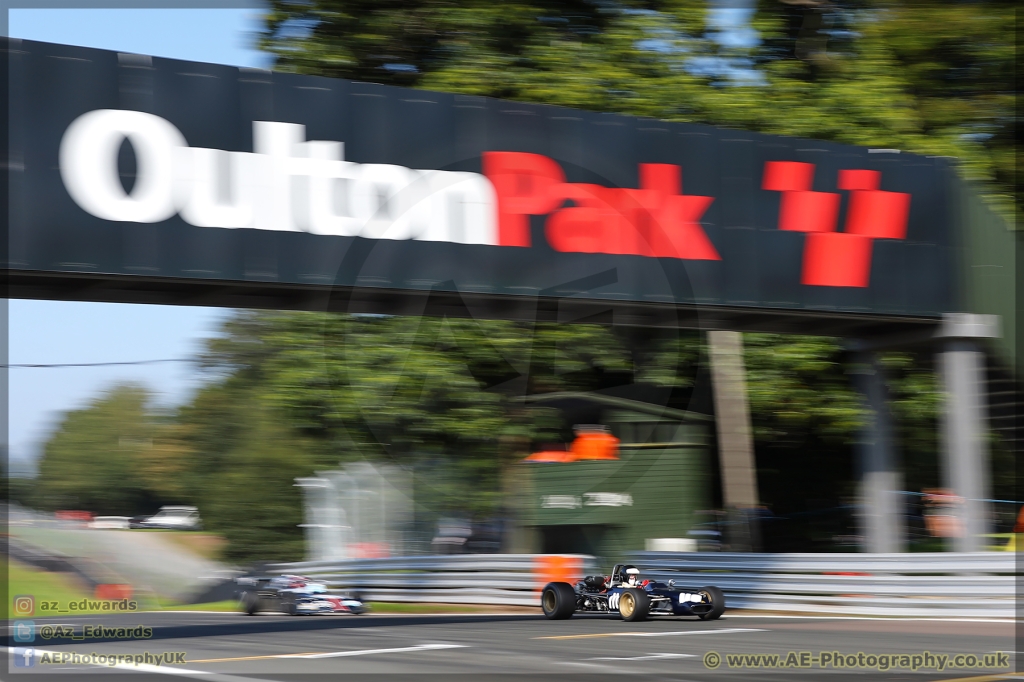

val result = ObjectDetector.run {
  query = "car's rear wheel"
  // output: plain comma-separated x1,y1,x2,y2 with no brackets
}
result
696,586,725,620
541,582,576,619
619,588,650,622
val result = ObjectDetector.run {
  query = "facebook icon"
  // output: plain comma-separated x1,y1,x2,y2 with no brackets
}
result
13,647,35,668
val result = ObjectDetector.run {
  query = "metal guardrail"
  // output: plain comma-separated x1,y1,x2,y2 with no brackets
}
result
630,551,1019,618
269,554,597,607
269,552,1019,617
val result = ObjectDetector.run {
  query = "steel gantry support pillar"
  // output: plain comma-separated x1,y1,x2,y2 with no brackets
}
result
851,351,905,553
937,314,999,553
707,330,761,552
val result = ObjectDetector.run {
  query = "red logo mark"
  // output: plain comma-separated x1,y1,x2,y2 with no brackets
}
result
762,161,910,287
484,152,719,260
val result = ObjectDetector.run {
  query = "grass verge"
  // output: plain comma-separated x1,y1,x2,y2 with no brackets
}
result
4,559,148,616
155,600,240,613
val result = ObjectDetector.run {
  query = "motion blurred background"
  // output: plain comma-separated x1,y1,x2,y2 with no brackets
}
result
3,0,1018,612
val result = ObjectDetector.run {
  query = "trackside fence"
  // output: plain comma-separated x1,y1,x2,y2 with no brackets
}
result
270,552,1018,617
629,551,1018,618
268,554,598,607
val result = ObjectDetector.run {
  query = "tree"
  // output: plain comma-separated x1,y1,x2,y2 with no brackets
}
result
196,398,317,563
34,385,171,514
192,311,637,522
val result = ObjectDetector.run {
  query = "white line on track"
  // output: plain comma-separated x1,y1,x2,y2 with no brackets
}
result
187,642,470,663
537,627,765,640
6,643,468,678
285,643,468,659
726,614,1015,623
633,627,765,638
590,653,697,661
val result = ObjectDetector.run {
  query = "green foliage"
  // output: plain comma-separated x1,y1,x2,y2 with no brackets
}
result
744,334,866,445
744,338,943,550
881,352,942,494
30,313,945,556
34,385,166,514
198,404,314,563
262,0,1018,221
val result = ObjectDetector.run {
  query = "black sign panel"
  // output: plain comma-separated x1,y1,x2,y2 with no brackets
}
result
4,39,958,327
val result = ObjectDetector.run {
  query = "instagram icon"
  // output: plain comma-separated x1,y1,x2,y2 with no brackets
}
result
13,595,35,617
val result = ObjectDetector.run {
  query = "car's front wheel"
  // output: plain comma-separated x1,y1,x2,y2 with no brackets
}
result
541,582,576,619
696,586,725,620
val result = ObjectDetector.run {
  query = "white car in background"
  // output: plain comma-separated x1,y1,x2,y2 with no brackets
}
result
138,506,202,530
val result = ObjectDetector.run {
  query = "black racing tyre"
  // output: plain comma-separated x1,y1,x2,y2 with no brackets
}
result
285,599,299,616
541,582,576,620
619,588,650,622
240,592,259,616
697,586,726,621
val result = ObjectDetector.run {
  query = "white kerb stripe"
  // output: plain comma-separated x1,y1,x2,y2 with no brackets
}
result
590,653,697,661
633,627,766,637
287,643,468,659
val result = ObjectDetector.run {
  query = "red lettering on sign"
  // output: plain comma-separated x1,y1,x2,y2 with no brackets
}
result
637,164,718,260
545,183,620,253
483,152,565,247
485,152,719,260
763,162,910,287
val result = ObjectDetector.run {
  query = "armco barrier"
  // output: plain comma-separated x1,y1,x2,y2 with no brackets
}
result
629,551,1019,618
268,554,597,607
269,552,1018,616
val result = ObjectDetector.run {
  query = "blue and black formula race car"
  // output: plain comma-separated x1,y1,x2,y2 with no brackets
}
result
541,564,725,622
236,574,367,616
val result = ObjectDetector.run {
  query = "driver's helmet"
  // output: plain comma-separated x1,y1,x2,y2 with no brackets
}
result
622,566,640,586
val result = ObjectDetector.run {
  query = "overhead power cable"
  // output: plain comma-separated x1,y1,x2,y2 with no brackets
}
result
1,359,193,368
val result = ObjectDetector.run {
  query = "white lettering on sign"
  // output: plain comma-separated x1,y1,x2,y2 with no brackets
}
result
59,109,186,223
541,495,582,509
583,492,633,507
59,110,498,245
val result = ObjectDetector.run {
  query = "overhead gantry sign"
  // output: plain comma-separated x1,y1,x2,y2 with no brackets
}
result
5,39,958,334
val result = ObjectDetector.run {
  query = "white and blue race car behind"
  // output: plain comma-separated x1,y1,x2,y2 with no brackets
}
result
236,574,367,616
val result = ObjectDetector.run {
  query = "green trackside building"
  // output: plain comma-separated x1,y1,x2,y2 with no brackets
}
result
512,392,713,562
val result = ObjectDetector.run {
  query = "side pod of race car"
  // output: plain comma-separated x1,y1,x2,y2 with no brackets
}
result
236,574,367,616
541,564,725,622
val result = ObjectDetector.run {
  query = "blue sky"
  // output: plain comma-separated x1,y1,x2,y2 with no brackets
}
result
6,8,269,472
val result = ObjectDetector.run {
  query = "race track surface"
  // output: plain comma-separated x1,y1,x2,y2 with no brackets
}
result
3,610,1018,681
